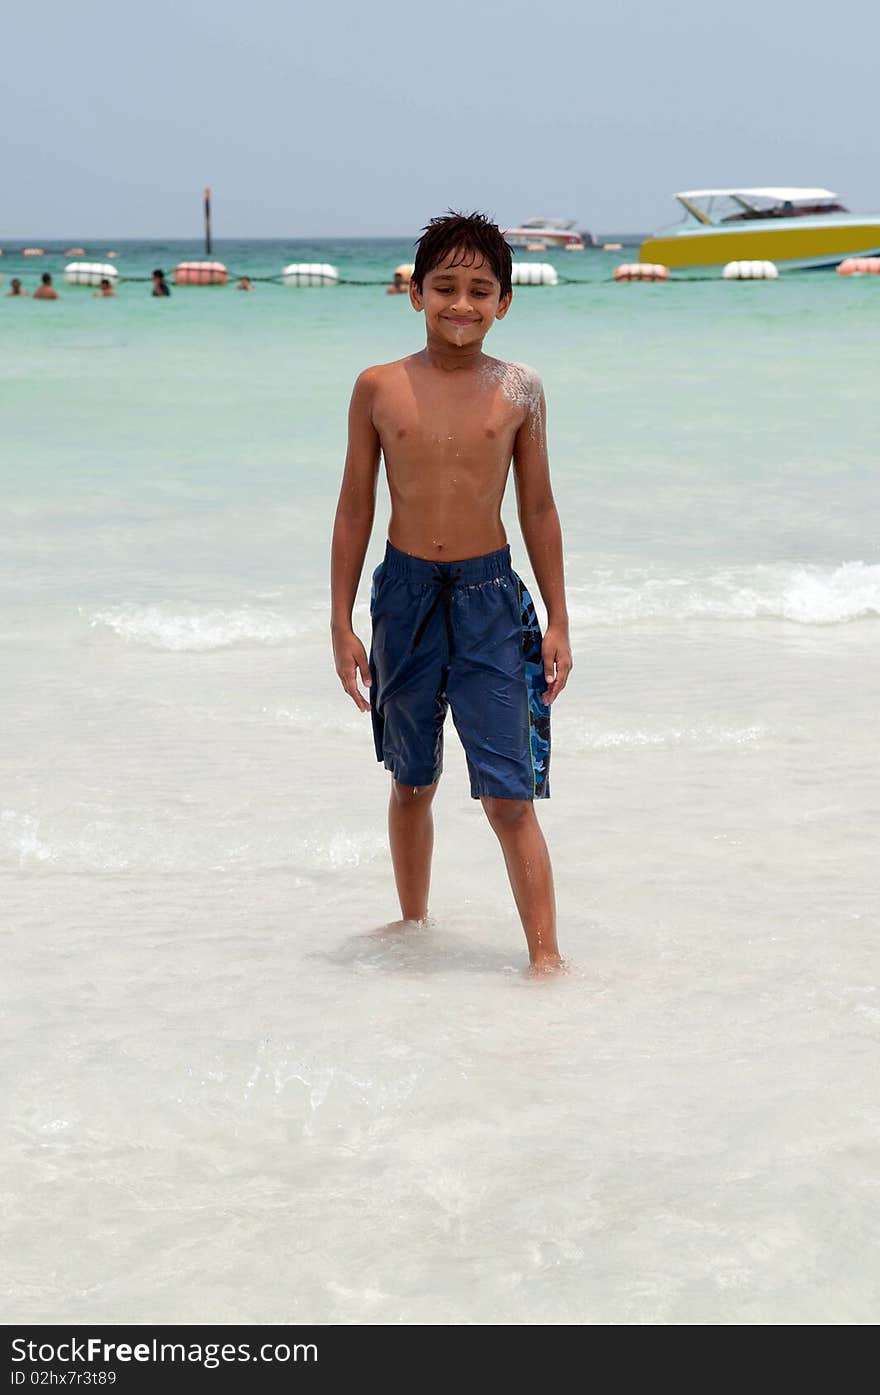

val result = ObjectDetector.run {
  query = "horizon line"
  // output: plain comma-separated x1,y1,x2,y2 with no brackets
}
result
0,231,643,244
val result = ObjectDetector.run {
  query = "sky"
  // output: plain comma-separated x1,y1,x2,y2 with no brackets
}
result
2,0,877,239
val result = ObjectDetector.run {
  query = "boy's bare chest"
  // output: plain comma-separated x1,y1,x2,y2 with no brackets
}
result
374,383,522,464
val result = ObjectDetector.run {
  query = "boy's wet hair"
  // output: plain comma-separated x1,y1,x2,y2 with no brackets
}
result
412,211,513,298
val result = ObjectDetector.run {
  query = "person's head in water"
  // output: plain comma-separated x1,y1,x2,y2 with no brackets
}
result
152,268,170,296
409,210,513,350
96,277,115,297
33,271,59,298
7,277,25,296
386,265,412,295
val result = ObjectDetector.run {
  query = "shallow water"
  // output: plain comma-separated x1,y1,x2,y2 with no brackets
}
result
2,242,879,1323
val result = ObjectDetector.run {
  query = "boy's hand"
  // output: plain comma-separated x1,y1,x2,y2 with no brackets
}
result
333,627,373,713
541,626,573,706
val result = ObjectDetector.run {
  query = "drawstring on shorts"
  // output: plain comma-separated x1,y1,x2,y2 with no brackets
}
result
410,568,463,655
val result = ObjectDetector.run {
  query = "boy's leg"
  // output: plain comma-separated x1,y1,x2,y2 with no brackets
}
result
389,776,440,921
481,796,562,969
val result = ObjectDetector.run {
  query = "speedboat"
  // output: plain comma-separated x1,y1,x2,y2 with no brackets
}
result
639,189,880,272
505,218,588,250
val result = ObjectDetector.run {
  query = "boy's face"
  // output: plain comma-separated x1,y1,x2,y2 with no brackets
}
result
410,249,511,347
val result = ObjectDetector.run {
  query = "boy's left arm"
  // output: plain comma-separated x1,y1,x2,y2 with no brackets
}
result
512,380,573,706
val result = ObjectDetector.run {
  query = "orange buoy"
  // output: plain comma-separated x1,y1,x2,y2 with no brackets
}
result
174,261,228,286
838,257,880,276
65,247,86,256
23,247,45,256
614,262,669,282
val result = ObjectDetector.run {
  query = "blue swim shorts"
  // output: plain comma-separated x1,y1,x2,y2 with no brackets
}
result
368,539,550,800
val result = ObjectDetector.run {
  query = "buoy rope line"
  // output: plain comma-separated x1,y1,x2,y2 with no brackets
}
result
116,273,287,284
113,273,574,287
85,267,823,289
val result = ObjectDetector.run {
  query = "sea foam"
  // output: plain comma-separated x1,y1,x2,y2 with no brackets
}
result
569,723,766,752
87,603,307,651
302,827,387,869
566,561,880,627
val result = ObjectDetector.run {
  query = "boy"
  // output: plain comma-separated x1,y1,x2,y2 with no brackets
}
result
330,211,572,972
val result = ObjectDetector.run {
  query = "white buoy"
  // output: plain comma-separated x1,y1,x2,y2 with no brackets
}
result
281,263,339,287
511,263,558,286
64,261,119,286
722,260,779,280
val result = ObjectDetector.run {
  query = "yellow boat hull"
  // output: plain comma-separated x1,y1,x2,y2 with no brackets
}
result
640,221,880,270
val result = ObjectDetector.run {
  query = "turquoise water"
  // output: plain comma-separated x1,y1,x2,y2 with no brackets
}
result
3,240,878,601
3,241,879,1323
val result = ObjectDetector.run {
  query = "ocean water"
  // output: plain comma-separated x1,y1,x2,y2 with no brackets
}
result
2,241,879,1325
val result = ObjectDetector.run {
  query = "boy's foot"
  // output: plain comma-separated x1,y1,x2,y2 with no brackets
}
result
366,915,433,938
527,954,567,978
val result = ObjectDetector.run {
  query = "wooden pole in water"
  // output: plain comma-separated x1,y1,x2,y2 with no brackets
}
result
204,187,212,255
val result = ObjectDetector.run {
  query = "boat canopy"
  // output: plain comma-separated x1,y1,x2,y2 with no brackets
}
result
512,217,578,230
673,188,848,227
678,188,837,201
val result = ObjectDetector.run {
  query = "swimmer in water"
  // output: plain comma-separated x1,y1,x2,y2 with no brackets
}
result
236,276,255,291
331,211,572,973
386,271,409,295
93,277,115,298
33,272,59,300
151,268,171,297
6,277,27,296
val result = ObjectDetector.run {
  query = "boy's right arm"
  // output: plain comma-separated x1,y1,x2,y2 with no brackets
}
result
331,369,381,713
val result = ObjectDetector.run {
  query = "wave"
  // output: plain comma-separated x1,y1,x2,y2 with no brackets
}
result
302,827,387,869
86,602,307,651
567,561,880,626
1,806,382,876
1,809,135,872
266,705,362,735
568,723,766,752
79,561,879,652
